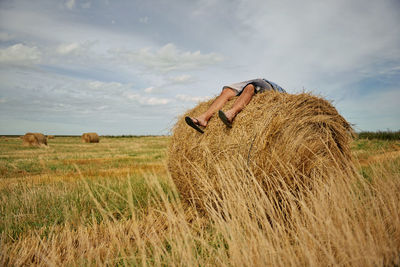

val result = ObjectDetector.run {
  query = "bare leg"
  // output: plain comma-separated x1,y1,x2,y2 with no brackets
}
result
223,84,255,122
190,88,236,127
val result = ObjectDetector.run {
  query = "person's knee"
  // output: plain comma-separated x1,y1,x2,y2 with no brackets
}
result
243,84,255,94
221,87,236,97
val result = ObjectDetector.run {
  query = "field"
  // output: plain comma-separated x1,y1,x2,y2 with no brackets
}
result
0,136,399,266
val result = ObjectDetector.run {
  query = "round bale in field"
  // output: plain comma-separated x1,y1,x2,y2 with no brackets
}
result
168,91,353,206
82,132,100,143
22,133,48,146
47,135,55,139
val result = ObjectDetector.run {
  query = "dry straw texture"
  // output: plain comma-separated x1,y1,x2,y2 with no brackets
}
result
82,132,100,143
168,91,354,207
22,133,47,147
1,136,399,265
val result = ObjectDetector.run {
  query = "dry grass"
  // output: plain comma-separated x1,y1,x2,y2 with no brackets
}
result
0,136,399,266
169,91,354,209
82,133,100,143
22,133,47,147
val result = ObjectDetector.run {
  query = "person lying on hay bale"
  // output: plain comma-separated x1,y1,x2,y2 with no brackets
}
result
185,78,286,133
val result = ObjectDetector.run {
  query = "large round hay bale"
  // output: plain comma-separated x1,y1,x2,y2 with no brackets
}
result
168,91,353,206
22,133,47,147
82,132,100,143
47,135,55,139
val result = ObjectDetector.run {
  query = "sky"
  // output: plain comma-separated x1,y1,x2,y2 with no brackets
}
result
0,0,399,135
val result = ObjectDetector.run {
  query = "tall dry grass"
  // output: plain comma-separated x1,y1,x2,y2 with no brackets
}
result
168,91,354,209
1,150,399,266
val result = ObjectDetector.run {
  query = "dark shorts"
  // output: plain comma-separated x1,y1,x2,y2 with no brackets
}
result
222,78,286,95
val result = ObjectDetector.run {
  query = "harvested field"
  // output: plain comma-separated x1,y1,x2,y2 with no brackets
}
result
0,136,399,266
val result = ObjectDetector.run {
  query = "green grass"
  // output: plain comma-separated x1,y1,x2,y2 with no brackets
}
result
358,130,400,140
0,175,161,241
0,136,171,242
351,138,400,160
0,136,168,178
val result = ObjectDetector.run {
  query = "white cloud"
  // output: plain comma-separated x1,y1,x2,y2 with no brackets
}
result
55,42,95,57
139,16,149,24
65,0,76,10
111,43,224,72
0,67,174,124
144,87,154,93
65,80,171,106
125,92,171,105
168,74,192,83
176,94,211,103
0,32,15,42
377,65,400,76
56,42,80,55
145,97,170,105
0,44,41,66
87,81,125,91
0,0,398,134
81,2,91,9
228,0,400,91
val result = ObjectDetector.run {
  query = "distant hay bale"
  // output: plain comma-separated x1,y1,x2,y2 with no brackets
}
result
82,132,100,143
168,91,354,206
22,133,47,147
47,135,55,139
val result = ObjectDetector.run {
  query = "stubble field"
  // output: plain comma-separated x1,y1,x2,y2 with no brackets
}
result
0,136,399,266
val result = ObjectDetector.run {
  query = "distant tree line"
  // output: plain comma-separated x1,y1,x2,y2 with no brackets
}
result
357,130,400,140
